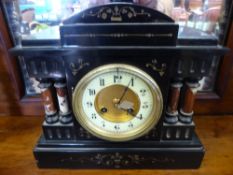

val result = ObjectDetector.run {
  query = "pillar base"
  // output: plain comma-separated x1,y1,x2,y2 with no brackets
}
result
179,110,193,124
45,113,59,124
59,112,73,124
165,112,178,124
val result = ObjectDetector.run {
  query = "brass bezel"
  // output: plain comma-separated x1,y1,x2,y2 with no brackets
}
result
72,64,163,142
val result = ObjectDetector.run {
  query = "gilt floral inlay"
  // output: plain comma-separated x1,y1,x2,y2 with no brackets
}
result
146,59,167,77
60,152,175,168
70,59,90,76
82,6,151,22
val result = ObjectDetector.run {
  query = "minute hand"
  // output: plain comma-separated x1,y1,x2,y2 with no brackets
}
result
117,78,133,105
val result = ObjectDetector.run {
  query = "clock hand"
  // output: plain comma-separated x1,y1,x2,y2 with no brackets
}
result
117,105,135,116
117,78,133,105
128,111,142,120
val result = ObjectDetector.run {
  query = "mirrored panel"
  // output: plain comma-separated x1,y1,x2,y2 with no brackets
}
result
1,0,229,42
0,0,231,95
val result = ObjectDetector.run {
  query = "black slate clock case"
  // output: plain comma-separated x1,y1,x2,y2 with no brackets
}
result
10,3,228,169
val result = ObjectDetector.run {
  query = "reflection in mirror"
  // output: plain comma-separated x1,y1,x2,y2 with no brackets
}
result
1,0,230,95
2,0,226,41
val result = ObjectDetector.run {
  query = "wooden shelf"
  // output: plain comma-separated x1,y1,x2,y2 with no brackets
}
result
0,115,232,174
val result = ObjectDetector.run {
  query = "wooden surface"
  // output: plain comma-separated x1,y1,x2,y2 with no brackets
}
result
0,115,233,175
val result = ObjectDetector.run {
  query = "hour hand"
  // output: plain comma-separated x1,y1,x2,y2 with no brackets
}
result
117,100,135,115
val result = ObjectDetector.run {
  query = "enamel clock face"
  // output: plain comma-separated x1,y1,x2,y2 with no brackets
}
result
72,64,163,141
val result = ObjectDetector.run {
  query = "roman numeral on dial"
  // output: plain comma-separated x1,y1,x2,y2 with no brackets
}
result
88,89,96,96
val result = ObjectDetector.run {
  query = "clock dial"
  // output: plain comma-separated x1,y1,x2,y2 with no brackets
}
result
72,64,163,141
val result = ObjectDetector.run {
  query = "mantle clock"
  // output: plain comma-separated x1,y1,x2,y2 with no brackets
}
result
10,3,228,169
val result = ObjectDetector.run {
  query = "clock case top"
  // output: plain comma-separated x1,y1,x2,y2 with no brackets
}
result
10,3,228,80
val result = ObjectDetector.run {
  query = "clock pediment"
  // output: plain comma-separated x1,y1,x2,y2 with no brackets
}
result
63,3,174,24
